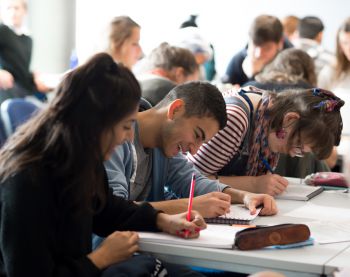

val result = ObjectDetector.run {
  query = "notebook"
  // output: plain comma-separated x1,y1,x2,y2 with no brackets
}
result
139,224,244,249
275,178,324,201
205,204,261,224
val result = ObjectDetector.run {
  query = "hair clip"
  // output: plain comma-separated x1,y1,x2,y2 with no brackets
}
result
312,88,338,100
311,88,344,112
313,99,339,112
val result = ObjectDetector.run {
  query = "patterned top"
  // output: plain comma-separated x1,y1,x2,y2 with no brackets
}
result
187,90,249,175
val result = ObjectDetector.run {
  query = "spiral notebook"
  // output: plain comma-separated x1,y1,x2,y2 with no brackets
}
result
205,204,261,224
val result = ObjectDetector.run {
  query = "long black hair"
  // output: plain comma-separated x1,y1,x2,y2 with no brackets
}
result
0,53,141,212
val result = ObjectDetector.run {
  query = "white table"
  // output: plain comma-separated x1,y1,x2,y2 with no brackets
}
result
324,244,350,274
140,191,350,277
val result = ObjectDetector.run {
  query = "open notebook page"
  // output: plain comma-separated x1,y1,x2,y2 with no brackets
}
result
139,224,245,249
205,204,261,224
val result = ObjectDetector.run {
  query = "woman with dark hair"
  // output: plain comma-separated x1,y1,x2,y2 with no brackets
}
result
243,48,333,176
0,53,206,277
188,87,344,196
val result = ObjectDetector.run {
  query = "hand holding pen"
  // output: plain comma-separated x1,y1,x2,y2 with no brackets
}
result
156,211,206,239
259,157,289,196
156,173,207,239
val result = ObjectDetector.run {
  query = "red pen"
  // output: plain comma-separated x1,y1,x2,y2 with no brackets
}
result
183,173,196,237
186,173,196,221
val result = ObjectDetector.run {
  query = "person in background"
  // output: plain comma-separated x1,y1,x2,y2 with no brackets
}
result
282,15,299,45
107,15,142,70
188,87,344,196
247,48,317,90
245,48,334,176
222,15,284,87
0,53,208,277
180,14,217,81
138,42,199,106
0,0,50,104
318,17,350,161
293,16,335,76
172,25,212,81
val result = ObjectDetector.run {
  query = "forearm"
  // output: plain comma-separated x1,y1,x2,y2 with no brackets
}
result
213,175,259,193
222,186,248,204
150,199,188,215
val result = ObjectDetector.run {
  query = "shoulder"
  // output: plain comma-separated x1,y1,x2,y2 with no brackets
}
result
0,24,12,36
108,143,133,163
0,166,48,202
232,48,247,63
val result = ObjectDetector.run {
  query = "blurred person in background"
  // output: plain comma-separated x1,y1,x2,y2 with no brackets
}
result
0,0,50,104
107,15,142,70
138,42,199,106
222,15,284,87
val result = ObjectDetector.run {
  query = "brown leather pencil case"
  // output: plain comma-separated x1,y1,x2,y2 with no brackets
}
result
234,223,311,250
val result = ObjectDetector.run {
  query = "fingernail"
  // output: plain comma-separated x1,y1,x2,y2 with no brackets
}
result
195,227,201,232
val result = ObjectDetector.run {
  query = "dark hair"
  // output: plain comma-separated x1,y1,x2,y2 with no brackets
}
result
0,53,141,213
249,15,283,45
155,81,227,130
149,42,199,77
268,89,344,159
180,14,198,28
298,16,324,39
256,48,317,86
335,17,350,78
109,16,140,51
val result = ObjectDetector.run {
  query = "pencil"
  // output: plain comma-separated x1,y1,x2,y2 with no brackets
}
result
186,173,196,222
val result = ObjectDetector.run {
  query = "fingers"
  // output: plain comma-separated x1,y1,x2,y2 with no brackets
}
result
260,196,278,216
248,201,257,215
245,193,278,216
275,175,289,186
191,212,207,228
265,175,288,196
128,232,139,244
272,183,287,196
210,191,231,202
176,228,201,239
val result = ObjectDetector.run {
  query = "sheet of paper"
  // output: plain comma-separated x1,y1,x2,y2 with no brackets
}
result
284,202,350,221
307,220,350,244
139,224,244,249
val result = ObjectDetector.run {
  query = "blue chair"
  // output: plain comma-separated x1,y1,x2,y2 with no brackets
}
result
139,97,152,112
0,98,39,137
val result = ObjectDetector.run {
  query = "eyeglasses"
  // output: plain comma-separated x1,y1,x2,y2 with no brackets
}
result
292,145,305,158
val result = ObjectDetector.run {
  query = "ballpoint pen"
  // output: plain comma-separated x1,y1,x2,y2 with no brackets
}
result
260,157,274,174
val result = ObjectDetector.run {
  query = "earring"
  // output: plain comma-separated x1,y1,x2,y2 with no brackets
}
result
276,128,286,139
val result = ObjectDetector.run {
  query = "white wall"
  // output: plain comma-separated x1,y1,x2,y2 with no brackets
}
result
76,0,350,79
28,0,75,73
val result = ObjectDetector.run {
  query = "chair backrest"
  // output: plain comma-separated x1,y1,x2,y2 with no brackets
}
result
139,97,153,112
0,98,40,137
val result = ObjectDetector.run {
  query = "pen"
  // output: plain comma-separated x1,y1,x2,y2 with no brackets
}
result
186,173,196,222
261,157,274,174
